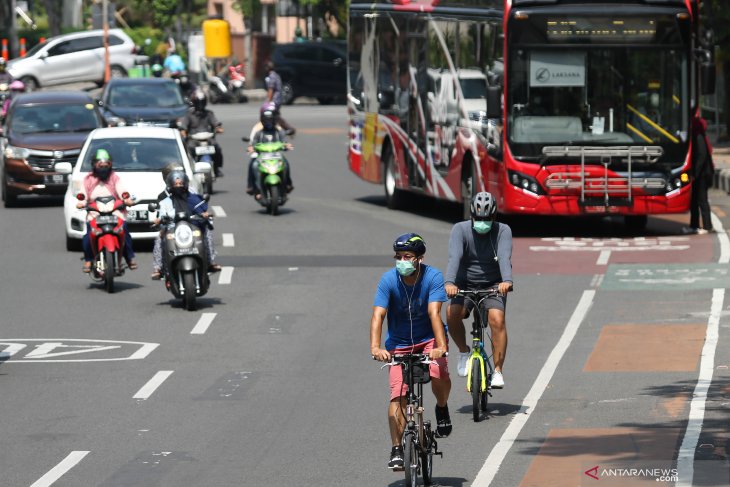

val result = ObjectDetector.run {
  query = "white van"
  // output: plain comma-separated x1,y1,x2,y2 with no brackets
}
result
7,29,147,91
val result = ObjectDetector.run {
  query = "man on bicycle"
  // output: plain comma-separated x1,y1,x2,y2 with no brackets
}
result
444,192,513,388
370,233,452,470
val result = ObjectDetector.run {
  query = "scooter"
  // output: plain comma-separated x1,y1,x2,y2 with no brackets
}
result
78,192,131,294
245,137,290,216
149,203,211,311
207,63,246,104
187,131,216,194
225,63,247,102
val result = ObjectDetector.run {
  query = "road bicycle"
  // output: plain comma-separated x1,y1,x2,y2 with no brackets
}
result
381,353,444,487
457,288,503,422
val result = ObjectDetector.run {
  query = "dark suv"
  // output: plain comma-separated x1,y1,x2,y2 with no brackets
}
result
271,41,347,105
1,91,105,207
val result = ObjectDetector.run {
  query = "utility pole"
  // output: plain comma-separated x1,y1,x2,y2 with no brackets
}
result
103,0,110,83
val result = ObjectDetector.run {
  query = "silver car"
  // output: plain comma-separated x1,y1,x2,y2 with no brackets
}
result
7,29,147,91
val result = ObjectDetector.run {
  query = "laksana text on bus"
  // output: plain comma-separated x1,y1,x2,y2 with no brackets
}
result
347,0,716,228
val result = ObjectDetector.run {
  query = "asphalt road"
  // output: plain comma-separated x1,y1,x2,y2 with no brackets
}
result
1,101,728,487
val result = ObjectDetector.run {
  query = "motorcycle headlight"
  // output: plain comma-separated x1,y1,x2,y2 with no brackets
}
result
174,225,194,248
3,145,30,160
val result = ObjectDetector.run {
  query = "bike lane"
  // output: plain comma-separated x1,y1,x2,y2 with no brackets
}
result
483,201,730,486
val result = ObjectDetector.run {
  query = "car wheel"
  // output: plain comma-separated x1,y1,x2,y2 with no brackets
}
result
110,65,127,79
2,174,17,208
20,76,38,92
281,82,295,105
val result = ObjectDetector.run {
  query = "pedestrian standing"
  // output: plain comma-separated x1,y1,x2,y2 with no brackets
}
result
264,60,296,136
684,116,715,234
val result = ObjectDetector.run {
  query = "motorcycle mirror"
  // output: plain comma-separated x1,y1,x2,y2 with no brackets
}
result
203,193,211,202
76,193,86,201
241,136,250,143
148,202,159,212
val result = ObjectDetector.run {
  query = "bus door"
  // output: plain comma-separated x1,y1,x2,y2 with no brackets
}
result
404,20,430,190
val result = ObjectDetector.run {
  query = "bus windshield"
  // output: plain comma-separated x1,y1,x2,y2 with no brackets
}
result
507,13,690,160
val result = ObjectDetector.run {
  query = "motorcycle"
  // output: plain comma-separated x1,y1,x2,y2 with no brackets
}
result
207,63,246,104
244,137,290,216
148,202,212,311
225,63,247,102
78,192,131,294
188,131,216,194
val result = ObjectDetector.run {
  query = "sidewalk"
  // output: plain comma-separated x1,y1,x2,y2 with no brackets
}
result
711,127,730,192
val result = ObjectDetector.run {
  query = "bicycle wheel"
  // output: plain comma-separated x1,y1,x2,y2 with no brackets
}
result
420,426,433,485
471,357,483,422
403,433,419,487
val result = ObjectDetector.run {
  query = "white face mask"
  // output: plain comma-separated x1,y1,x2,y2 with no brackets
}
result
473,220,492,234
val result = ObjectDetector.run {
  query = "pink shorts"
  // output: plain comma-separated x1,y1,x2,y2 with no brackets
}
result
388,339,449,401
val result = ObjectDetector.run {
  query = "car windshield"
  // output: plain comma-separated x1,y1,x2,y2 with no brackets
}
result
80,138,184,172
459,78,487,100
107,83,185,108
10,103,102,134
21,40,48,58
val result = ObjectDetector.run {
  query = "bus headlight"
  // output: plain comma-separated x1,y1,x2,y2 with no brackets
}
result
508,170,545,195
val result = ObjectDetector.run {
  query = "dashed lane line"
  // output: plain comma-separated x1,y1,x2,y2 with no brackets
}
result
218,266,233,285
222,233,235,247
211,205,226,217
133,371,174,400
30,451,90,487
191,313,216,335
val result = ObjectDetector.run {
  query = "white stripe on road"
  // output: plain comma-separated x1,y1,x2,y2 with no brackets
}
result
676,213,727,486
218,266,233,285
211,205,226,217
191,313,217,335
222,233,235,247
596,249,611,265
133,371,174,400
473,290,595,487
30,450,90,487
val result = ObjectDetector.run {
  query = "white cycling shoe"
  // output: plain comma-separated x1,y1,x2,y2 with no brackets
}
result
457,351,470,377
491,371,504,389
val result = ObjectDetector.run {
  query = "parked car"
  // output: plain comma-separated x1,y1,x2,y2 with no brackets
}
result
271,41,347,105
1,91,105,207
96,78,189,128
6,29,146,91
63,126,206,250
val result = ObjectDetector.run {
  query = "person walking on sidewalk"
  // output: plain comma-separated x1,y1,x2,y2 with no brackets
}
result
264,61,296,136
684,116,715,234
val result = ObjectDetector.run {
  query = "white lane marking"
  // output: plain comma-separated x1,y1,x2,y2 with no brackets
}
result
218,266,233,285
191,313,216,335
473,290,595,487
677,212,727,486
211,205,226,217
222,233,235,247
133,371,174,400
30,450,90,487
596,250,611,265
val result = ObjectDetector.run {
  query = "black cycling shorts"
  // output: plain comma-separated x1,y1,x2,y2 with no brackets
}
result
450,285,507,314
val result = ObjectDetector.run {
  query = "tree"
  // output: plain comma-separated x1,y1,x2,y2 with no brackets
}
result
44,0,63,36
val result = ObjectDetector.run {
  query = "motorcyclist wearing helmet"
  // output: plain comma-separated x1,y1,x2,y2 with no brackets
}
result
0,57,14,84
245,102,294,198
163,48,186,76
151,63,164,78
180,90,225,177
76,148,137,273
444,192,513,388
264,60,296,136
1,80,24,120
176,73,197,102
155,170,221,276
370,233,452,469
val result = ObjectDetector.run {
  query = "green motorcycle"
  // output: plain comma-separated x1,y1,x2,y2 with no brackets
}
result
251,140,289,216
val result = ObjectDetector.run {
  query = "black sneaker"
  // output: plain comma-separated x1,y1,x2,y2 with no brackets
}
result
214,169,224,177
388,446,404,470
435,405,452,438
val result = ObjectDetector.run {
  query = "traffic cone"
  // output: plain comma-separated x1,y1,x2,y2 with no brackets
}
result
19,38,26,57
1,39,7,60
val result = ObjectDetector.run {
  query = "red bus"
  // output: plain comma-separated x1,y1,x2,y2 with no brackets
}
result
347,0,715,227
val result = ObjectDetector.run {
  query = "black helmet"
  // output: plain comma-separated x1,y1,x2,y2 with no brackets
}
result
92,148,113,180
471,191,497,219
393,233,426,256
192,90,207,111
179,74,191,90
166,170,189,193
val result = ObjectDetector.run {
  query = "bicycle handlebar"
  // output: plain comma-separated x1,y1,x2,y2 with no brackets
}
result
372,352,448,366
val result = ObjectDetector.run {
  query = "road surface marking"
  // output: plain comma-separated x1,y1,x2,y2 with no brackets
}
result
133,371,174,400
211,205,226,217
0,339,158,363
191,313,216,335
677,213,728,485
473,290,595,486
30,450,90,487
222,233,234,247
596,250,611,265
218,266,233,284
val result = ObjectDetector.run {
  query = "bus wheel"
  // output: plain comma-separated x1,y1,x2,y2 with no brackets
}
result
462,161,475,220
384,150,404,209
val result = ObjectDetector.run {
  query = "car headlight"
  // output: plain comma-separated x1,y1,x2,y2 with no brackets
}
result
174,225,194,248
3,145,31,160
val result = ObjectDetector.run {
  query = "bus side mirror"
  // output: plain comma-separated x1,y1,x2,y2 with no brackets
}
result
701,62,716,95
486,86,501,120
379,89,395,109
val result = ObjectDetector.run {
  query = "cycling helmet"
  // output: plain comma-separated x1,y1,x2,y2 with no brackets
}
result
260,102,277,130
192,90,207,111
166,170,189,192
471,192,497,219
92,148,112,180
393,233,426,256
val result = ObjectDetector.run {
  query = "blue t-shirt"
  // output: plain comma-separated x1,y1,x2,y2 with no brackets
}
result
373,264,447,350
164,54,186,73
